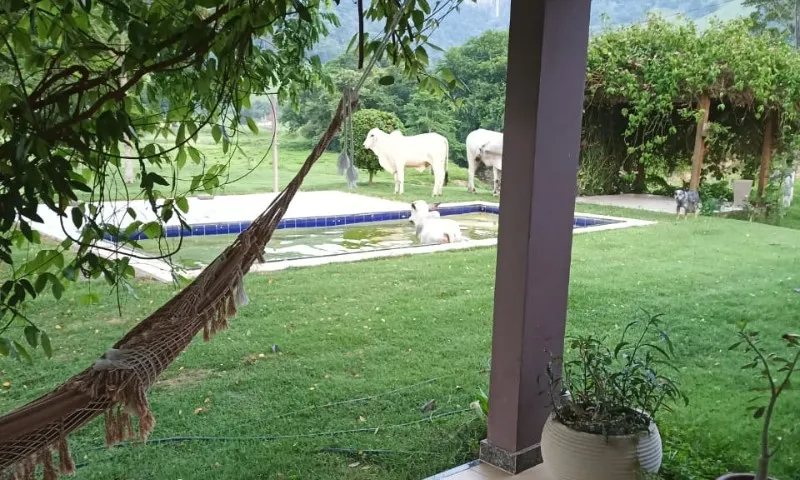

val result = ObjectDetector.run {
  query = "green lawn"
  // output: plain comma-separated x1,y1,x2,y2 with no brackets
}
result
2,210,800,479
103,129,500,203
4,132,800,479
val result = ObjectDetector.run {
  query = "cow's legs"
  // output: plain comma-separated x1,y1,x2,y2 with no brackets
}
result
396,167,405,195
467,157,477,193
492,167,501,196
432,164,444,197
393,171,399,194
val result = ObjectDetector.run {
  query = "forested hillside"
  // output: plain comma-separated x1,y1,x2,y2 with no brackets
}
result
312,0,750,61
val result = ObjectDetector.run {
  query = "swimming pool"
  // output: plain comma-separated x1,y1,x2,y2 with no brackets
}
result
120,203,624,271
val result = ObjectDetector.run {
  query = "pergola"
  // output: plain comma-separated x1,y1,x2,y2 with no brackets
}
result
479,0,592,474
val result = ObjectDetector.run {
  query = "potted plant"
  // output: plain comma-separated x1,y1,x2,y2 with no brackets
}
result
542,312,688,480
718,323,800,480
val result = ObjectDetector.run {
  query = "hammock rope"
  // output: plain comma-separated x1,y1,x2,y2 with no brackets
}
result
0,1,412,477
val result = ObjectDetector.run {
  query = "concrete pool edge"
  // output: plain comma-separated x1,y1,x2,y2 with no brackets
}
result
43,202,654,282
176,206,655,278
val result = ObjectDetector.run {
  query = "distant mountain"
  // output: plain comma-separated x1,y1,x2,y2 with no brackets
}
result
312,0,753,62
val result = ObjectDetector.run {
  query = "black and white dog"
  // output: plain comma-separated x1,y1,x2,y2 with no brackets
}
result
674,189,700,218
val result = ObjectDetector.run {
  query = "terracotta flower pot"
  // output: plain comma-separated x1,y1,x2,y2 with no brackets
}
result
540,413,662,480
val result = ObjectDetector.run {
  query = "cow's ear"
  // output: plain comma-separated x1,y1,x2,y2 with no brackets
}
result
430,203,441,211
410,203,416,210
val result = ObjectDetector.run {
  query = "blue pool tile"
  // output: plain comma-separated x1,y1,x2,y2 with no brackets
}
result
228,223,242,234
205,224,219,236
217,223,230,235
284,219,296,229
325,217,336,227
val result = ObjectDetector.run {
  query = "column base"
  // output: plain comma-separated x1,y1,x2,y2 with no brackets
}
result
479,439,543,474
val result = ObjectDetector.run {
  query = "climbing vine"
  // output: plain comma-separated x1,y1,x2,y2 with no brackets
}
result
582,15,800,193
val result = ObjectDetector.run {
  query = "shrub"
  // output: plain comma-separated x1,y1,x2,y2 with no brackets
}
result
700,180,733,202
547,312,687,436
352,109,405,184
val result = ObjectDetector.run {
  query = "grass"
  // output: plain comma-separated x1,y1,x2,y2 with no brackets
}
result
100,129,500,203
4,131,800,479
2,210,800,479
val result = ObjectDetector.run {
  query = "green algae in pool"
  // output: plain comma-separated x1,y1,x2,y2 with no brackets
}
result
135,212,499,269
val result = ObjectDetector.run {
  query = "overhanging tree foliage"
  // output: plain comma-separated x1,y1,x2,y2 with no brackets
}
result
0,0,467,359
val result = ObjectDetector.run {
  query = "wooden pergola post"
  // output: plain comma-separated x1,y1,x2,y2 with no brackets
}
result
690,94,711,191
479,0,592,474
758,110,775,197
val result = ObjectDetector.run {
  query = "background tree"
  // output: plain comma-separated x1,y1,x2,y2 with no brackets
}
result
440,30,508,163
352,109,405,184
0,0,465,359
744,0,800,47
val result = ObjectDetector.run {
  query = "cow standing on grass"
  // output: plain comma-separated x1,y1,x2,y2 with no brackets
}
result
466,128,503,195
362,128,450,197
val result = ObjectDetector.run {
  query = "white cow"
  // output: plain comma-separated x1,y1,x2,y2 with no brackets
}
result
409,200,462,244
363,128,450,196
466,128,503,195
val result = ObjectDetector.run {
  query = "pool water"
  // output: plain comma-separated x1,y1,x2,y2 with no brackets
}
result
136,213,499,269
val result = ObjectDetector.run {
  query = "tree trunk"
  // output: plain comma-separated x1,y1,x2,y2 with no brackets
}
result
690,94,711,191
758,111,775,198
123,148,135,184
369,171,374,184
633,159,646,193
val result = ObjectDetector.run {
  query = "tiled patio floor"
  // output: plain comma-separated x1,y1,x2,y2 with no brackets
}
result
429,461,553,480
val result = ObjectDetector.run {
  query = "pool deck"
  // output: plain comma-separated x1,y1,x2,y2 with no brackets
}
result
575,193,744,214
31,191,654,282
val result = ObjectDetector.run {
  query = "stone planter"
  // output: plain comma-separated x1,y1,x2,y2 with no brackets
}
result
540,413,662,480
733,179,754,207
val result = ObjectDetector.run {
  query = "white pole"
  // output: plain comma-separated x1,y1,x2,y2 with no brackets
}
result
271,94,279,193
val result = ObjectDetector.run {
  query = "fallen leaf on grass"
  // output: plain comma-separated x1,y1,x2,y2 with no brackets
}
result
358,416,366,423
348,462,360,468
193,407,207,415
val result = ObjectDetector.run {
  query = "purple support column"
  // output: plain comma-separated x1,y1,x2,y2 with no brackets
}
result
479,0,592,474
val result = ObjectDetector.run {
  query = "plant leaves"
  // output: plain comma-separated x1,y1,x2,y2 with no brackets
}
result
246,117,259,134
24,326,39,349
378,75,395,86
40,331,52,358
13,341,33,364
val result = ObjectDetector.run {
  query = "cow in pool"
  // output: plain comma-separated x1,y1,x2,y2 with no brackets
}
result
408,201,463,244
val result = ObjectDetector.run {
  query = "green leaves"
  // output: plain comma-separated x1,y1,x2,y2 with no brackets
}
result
378,75,395,86
211,124,223,143
1,323,52,361
246,116,259,134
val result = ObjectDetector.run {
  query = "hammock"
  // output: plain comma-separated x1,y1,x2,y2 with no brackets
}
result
0,96,354,479
0,1,417,474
